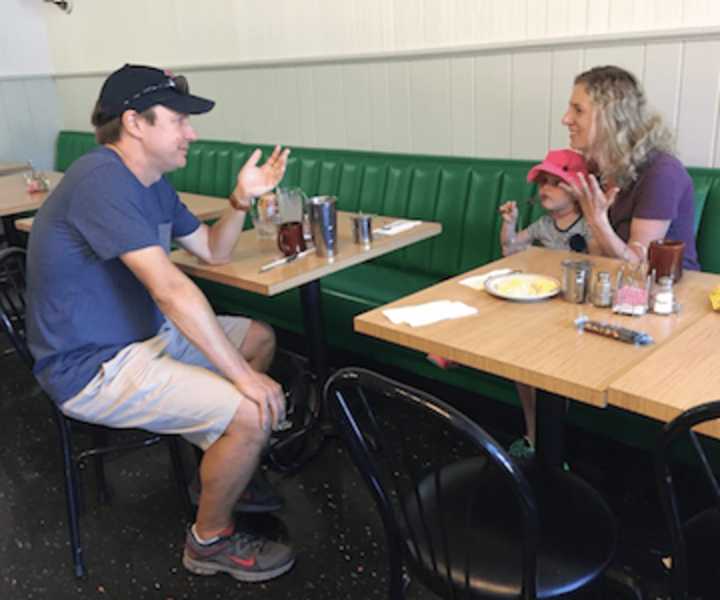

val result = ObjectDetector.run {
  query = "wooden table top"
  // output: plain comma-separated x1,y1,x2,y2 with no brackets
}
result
0,171,63,217
172,212,442,296
14,189,229,232
0,162,31,177
608,312,720,437
354,247,720,408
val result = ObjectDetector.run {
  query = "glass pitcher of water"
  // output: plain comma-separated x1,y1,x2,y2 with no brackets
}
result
276,187,311,241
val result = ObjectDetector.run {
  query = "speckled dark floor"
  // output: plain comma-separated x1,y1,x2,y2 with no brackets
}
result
0,334,675,600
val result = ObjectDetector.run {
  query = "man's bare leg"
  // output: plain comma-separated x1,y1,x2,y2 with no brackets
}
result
240,321,276,373
184,400,294,582
190,320,279,532
194,403,269,538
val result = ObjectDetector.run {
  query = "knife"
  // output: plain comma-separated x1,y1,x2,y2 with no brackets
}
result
259,248,314,273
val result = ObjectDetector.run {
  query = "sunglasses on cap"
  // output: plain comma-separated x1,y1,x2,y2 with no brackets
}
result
121,75,189,108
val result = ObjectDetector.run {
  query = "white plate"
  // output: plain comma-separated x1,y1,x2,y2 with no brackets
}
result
484,273,560,302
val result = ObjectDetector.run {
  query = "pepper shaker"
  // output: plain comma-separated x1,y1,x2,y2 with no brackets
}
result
592,271,613,308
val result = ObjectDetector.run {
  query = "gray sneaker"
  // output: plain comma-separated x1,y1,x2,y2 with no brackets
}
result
508,437,535,460
183,528,295,582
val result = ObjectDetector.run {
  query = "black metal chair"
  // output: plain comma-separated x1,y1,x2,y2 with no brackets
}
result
0,247,192,578
326,367,622,599
656,400,720,600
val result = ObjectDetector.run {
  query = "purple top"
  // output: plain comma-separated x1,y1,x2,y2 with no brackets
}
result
608,152,699,270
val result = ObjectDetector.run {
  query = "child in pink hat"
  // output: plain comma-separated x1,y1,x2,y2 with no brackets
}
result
498,149,594,460
431,150,595,459
499,148,592,256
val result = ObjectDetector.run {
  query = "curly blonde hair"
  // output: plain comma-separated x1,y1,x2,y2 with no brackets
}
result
575,66,674,189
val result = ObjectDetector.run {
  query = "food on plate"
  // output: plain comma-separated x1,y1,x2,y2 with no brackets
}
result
488,274,559,299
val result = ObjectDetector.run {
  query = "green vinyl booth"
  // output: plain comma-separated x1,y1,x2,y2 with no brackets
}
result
52,131,720,451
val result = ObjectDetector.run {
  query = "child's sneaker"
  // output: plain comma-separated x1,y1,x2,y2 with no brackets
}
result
508,438,571,471
183,527,295,582
426,354,458,369
508,436,535,460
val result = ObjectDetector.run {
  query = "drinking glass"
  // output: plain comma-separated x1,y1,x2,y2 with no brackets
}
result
276,187,306,223
251,193,280,239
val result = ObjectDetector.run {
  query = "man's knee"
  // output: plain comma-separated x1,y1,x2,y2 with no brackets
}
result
254,321,275,352
223,403,271,448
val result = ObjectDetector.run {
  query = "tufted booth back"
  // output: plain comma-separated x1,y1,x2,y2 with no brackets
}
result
52,133,547,277
53,131,720,455
55,131,720,274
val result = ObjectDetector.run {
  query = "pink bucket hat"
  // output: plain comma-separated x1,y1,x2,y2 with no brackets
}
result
527,149,588,187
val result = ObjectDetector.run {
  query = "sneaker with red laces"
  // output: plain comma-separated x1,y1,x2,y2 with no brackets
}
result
183,527,295,582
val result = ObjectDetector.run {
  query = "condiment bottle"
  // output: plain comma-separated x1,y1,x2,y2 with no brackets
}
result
652,276,675,315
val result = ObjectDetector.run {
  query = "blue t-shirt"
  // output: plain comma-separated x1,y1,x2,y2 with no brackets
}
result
26,146,201,404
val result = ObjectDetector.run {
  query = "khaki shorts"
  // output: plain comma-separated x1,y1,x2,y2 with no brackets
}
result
61,316,252,450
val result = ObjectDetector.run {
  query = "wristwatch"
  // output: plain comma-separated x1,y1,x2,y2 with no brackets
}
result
229,191,252,212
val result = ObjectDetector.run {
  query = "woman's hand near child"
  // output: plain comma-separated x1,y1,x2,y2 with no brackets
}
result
560,173,618,229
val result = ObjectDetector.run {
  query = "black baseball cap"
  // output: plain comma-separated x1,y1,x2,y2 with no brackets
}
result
97,64,215,119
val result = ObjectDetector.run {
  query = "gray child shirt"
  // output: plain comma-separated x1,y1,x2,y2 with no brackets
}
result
524,214,592,251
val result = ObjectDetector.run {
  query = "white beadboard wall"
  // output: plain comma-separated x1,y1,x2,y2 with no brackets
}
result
40,0,720,72
0,0,58,169
54,33,720,168
6,0,720,169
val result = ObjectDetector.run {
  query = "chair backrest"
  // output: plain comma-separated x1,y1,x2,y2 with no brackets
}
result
0,247,33,367
325,367,540,600
655,400,720,600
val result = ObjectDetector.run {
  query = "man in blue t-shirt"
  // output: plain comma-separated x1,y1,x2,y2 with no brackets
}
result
27,64,294,582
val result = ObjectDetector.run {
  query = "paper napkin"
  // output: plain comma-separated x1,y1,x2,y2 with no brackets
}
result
374,220,422,236
382,300,477,327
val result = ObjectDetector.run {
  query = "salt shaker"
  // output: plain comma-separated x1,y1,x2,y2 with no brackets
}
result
591,271,613,307
652,276,675,315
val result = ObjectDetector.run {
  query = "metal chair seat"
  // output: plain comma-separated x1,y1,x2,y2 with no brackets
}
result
406,458,616,599
326,367,624,599
656,401,720,600
0,247,192,578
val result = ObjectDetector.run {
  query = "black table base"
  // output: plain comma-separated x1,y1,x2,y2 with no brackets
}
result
266,279,336,472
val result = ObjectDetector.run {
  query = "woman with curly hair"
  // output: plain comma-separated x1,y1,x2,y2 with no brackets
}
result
562,65,699,269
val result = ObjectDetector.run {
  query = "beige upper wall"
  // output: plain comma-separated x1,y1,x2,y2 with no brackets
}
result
40,0,720,75
5,0,720,169
1,0,53,76
0,2,57,168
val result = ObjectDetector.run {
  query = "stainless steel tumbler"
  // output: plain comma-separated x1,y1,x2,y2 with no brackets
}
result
352,214,373,249
561,259,593,303
308,196,338,259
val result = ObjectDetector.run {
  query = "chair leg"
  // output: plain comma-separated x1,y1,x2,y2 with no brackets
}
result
92,429,111,505
603,564,645,600
168,437,193,521
193,445,204,467
55,416,86,578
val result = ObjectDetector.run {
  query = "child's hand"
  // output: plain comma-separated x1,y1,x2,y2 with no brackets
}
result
498,201,518,224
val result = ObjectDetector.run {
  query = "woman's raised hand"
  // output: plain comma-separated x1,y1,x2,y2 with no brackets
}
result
562,173,619,226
